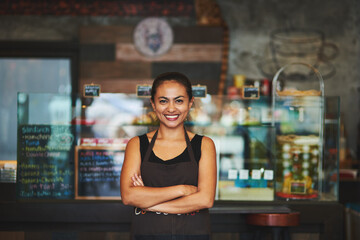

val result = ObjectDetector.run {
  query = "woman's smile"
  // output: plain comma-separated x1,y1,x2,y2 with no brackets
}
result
164,114,180,121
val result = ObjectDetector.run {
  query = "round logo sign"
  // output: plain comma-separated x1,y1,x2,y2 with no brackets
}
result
133,17,174,57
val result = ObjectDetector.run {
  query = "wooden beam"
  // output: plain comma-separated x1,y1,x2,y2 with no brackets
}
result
116,43,222,62
79,26,133,44
80,62,151,79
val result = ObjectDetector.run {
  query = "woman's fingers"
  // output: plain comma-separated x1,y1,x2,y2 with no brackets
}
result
132,173,144,186
183,185,198,195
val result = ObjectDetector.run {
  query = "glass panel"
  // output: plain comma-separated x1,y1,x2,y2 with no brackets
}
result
16,93,339,201
271,62,330,201
323,96,340,201
189,96,275,201
273,96,324,200
0,58,71,161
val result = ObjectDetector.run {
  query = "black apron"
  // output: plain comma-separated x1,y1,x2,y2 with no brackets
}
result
131,129,211,240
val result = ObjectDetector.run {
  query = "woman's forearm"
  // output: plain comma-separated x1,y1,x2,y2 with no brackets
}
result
121,184,197,209
145,190,214,214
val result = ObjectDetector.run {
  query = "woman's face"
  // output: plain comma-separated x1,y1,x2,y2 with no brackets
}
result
151,80,193,129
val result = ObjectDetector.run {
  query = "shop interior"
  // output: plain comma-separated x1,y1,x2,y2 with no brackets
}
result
0,1,359,240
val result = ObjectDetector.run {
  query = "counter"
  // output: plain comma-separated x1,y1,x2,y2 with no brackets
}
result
0,187,344,240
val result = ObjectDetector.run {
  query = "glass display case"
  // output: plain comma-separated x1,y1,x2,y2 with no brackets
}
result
16,90,339,201
271,63,339,201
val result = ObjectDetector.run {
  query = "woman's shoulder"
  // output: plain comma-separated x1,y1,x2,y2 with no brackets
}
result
126,136,140,148
129,131,154,145
200,135,215,148
190,133,214,147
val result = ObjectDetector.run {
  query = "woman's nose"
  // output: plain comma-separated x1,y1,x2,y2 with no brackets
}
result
167,101,176,111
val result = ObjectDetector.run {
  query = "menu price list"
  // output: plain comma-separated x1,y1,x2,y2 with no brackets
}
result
17,125,75,199
76,147,124,199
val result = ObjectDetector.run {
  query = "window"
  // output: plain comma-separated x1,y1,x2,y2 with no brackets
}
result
0,42,78,161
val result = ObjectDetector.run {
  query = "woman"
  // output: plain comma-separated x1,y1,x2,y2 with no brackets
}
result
120,72,217,240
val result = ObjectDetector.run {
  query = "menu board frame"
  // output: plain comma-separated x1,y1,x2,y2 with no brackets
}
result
75,146,123,200
242,86,260,99
136,84,152,98
192,85,207,98
83,84,101,98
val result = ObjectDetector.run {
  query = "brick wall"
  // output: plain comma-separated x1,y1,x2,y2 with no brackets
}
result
0,0,195,17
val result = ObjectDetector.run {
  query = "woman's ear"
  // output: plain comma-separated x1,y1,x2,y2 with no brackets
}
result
189,97,194,108
150,99,156,111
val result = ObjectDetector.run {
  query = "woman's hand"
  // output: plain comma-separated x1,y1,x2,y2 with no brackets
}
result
142,185,198,213
131,173,144,187
131,173,197,196
183,185,198,196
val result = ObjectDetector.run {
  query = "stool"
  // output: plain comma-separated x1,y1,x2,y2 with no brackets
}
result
246,212,300,240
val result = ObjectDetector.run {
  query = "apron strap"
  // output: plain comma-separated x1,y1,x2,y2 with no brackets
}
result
184,127,197,164
143,127,197,164
143,130,158,163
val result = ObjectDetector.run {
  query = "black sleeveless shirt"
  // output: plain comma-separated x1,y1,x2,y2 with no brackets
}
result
131,132,211,239
139,134,203,165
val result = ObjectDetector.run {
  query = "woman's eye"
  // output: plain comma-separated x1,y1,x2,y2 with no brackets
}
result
159,100,167,104
175,99,183,104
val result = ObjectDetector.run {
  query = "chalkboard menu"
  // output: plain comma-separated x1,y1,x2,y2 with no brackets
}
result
84,84,101,97
75,146,124,200
17,125,75,199
242,86,260,99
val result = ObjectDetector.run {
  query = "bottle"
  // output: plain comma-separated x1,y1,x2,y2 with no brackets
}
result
233,75,245,89
261,78,270,96
339,116,346,166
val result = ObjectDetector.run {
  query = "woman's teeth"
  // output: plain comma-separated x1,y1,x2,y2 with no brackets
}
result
165,115,179,120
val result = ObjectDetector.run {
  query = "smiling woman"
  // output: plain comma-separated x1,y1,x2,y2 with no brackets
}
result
120,72,217,240
151,81,192,129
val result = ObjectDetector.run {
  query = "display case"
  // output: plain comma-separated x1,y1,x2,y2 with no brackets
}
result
16,90,339,201
271,63,339,201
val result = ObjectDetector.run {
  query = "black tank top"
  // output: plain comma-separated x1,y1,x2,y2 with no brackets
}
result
139,134,203,165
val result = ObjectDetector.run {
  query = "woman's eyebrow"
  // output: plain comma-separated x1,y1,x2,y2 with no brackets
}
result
158,96,168,100
174,96,185,99
158,96,185,100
